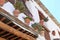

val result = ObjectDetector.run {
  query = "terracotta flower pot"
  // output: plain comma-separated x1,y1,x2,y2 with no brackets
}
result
52,31,55,36
39,30,45,36
40,20,44,26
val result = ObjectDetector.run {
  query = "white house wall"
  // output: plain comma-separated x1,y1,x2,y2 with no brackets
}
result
33,1,60,40
36,2,60,31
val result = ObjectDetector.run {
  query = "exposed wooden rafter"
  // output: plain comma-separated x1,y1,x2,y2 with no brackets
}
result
0,37,6,40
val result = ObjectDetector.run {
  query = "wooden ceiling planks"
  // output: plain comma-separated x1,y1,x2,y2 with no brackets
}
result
0,37,6,40
0,21,36,40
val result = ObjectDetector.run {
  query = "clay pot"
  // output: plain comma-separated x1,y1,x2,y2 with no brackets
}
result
40,20,44,26
52,31,55,36
39,30,45,36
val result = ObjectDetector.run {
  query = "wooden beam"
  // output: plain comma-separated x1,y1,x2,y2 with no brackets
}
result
0,21,36,40
0,37,6,40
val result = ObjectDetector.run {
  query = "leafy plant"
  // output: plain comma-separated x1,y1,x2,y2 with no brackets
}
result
14,1,26,12
38,24,43,32
32,23,43,32
44,17,49,22
24,16,33,21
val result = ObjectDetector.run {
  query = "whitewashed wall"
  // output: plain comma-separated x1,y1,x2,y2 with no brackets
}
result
33,1,60,40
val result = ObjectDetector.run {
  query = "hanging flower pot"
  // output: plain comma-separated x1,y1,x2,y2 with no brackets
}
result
39,29,45,36
32,23,43,32
14,1,26,13
44,17,49,22
52,30,55,36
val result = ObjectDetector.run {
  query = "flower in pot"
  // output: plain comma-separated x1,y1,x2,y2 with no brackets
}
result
32,23,45,36
39,28,45,36
37,24,45,36
52,30,55,36
14,1,26,13
24,16,33,25
44,17,49,22
32,23,43,31
31,23,39,31
40,19,44,26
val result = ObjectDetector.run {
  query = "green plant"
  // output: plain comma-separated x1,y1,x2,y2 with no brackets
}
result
32,23,43,32
32,23,38,28
44,17,49,22
38,24,43,32
14,1,26,12
24,16,33,21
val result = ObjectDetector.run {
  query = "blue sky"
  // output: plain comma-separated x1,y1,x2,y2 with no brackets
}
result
40,0,60,23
